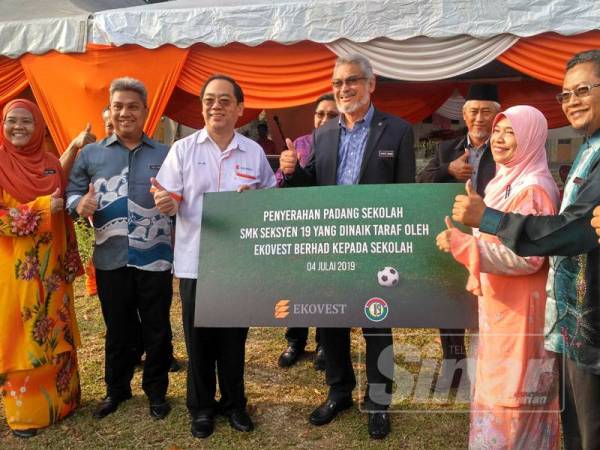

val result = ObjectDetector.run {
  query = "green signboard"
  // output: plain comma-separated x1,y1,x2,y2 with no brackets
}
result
194,184,478,328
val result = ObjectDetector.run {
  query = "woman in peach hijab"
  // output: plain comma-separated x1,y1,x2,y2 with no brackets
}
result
0,99,81,438
437,105,560,449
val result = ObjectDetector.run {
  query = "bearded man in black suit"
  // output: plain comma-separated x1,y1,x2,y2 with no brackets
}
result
280,54,415,440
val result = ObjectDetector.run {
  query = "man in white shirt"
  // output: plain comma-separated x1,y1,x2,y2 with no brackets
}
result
153,75,276,439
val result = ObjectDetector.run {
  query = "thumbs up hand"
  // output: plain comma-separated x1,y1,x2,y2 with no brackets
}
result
452,180,486,228
76,182,98,218
591,205,600,243
71,123,96,150
448,149,474,181
50,187,64,214
280,138,299,175
151,177,179,216
436,216,456,253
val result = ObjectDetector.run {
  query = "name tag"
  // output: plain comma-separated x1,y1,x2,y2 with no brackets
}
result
236,171,257,180
148,164,161,170
378,150,394,159
44,168,56,175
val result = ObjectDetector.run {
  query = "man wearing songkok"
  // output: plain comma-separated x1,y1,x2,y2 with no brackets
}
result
418,83,499,391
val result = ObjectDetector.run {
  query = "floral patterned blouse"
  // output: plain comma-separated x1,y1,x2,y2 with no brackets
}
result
0,189,81,374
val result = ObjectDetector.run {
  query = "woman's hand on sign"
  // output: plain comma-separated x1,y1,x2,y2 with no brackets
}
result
435,216,455,253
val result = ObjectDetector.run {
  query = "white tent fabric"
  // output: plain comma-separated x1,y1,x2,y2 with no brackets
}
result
90,0,600,48
436,93,467,121
0,0,146,58
0,18,86,59
326,35,519,81
2,0,599,58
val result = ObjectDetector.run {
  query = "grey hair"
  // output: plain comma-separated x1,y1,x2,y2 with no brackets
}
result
566,50,600,78
109,77,148,106
334,54,374,80
462,100,501,112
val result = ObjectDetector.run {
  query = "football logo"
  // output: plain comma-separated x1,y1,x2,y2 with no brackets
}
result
274,299,290,319
364,298,389,322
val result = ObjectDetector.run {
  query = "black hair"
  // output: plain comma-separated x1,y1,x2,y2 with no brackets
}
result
200,74,244,103
314,93,335,108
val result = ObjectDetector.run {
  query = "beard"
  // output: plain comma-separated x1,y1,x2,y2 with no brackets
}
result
336,92,370,115
469,129,491,142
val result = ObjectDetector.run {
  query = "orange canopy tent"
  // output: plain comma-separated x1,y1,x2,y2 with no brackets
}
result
0,0,598,154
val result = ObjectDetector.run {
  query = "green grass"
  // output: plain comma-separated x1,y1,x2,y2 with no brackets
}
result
1,278,469,449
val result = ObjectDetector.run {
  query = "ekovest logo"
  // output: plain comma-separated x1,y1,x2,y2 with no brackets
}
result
274,300,348,318
274,300,290,319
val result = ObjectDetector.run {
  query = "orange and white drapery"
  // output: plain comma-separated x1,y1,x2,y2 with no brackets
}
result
497,31,600,86
327,34,520,81
0,56,28,106
20,44,189,152
165,40,337,129
176,41,337,109
3,30,599,154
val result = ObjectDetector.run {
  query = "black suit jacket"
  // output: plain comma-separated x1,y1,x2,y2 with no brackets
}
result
417,135,495,197
286,108,415,186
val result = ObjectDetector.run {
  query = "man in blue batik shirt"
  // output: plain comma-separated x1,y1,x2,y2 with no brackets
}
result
67,77,174,422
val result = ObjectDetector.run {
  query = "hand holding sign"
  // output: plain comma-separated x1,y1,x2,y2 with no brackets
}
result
279,138,298,175
151,177,179,216
50,187,64,214
452,180,485,228
76,183,98,218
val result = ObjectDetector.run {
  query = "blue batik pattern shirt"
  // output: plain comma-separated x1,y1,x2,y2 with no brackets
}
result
336,104,374,185
66,134,173,272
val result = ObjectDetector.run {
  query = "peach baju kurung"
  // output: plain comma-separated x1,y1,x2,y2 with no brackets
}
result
450,187,559,449
447,106,561,449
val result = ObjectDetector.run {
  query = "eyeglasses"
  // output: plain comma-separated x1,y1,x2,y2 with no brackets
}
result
202,97,234,108
314,111,338,119
555,83,600,104
331,76,367,89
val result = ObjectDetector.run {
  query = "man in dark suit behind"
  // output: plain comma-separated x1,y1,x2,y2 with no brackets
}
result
417,84,500,390
279,54,415,439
